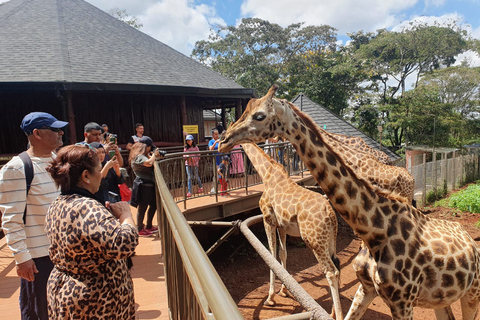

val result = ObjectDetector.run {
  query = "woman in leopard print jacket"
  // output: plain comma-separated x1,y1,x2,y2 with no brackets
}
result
45,145,138,319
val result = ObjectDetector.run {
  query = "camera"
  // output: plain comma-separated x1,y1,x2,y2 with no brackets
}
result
155,148,167,157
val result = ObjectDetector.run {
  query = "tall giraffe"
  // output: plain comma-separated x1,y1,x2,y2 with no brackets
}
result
219,85,480,320
241,143,343,318
326,132,393,165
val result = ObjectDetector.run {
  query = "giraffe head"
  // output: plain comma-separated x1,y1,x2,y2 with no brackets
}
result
220,84,286,153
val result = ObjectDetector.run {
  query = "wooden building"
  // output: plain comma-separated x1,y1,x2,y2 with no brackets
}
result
0,0,253,158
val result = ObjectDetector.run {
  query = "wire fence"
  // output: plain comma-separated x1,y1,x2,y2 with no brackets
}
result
409,150,480,206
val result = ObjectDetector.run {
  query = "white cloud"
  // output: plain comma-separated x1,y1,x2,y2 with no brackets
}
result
84,0,223,55
136,0,224,55
240,0,418,34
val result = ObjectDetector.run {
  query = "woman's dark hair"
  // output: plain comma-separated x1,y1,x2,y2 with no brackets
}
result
46,145,100,193
185,138,196,148
128,142,147,165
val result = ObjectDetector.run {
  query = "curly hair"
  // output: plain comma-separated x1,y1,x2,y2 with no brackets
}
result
46,145,100,193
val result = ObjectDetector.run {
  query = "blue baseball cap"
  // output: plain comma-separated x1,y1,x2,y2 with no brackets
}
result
20,112,69,135
186,134,194,141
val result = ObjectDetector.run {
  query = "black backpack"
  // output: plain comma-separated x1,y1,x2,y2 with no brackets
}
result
18,151,34,224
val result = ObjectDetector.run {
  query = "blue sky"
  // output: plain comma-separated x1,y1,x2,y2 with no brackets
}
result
1,0,479,64
76,0,480,64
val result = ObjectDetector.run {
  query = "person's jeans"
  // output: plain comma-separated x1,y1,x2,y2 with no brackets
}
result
136,184,157,230
19,256,53,320
186,165,203,193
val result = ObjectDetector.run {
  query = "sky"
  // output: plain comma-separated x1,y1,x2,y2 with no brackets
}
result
70,0,480,66
1,0,479,63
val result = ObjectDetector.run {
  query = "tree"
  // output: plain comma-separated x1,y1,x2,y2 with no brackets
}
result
192,18,338,97
350,23,470,148
108,8,143,29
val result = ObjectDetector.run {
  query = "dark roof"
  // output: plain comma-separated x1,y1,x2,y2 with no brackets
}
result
291,94,400,162
0,0,253,97
203,109,221,121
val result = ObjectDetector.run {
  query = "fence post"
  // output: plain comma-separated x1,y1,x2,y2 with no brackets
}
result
244,151,248,195
422,153,427,207
452,152,456,191
433,151,437,198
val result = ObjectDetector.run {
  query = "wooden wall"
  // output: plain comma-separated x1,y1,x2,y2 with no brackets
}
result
0,90,245,157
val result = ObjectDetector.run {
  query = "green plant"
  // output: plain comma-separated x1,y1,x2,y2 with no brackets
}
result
448,183,480,213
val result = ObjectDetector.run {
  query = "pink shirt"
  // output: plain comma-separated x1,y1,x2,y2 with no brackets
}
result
184,146,201,166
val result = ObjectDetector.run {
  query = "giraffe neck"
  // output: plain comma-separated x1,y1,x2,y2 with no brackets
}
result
242,143,276,180
283,104,392,243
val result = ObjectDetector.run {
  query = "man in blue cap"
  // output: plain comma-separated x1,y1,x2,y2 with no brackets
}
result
0,112,68,319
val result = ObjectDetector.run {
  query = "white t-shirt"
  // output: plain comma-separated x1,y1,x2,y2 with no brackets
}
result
0,154,60,264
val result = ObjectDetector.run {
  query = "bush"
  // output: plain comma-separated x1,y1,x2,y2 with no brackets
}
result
448,183,480,213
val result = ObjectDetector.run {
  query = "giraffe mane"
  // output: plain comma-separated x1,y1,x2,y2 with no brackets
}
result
283,99,411,203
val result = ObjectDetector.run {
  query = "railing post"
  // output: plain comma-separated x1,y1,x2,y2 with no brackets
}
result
243,151,248,195
182,159,187,210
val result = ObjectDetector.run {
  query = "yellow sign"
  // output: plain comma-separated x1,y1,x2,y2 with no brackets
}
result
183,125,198,134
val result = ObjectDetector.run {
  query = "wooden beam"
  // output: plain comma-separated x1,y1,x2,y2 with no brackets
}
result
66,91,77,143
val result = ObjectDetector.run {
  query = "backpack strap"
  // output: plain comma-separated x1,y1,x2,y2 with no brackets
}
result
18,151,34,224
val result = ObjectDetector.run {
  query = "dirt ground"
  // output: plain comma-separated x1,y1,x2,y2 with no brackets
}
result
211,193,480,320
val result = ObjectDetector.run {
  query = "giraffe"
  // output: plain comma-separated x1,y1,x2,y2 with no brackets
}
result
241,142,343,319
219,85,480,320
319,132,415,204
326,131,393,165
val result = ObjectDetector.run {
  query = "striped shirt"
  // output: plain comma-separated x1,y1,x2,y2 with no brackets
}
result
0,154,60,264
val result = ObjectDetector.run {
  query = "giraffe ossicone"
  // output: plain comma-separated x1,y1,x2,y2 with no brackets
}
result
219,84,480,320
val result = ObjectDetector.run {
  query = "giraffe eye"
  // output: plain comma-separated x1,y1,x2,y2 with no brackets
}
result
252,112,266,122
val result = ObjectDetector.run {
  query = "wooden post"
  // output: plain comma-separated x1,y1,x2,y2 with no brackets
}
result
422,153,427,207
235,99,242,121
432,151,437,198
66,91,77,143
180,95,187,133
441,153,446,194
452,152,456,191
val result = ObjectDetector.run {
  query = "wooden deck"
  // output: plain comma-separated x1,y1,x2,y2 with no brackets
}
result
0,207,169,320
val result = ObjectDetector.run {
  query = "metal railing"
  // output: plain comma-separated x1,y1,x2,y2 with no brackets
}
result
157,142,306,206
155,162,244,320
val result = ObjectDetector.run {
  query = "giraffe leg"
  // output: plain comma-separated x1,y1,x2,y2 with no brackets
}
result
277,228,291,298
460,292,479,320
433,306,455,320
262,203,278,306
344,283,376,320
345,249,377,320
324,256,343,320
389,303,414,320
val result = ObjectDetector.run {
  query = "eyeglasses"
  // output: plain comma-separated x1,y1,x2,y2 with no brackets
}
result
40,126,63,132
75,142,95,151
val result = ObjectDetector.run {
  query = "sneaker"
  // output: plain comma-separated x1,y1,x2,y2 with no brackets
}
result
145,226,158,233
198,188,203,193
138,229,153,236
186,192,192,197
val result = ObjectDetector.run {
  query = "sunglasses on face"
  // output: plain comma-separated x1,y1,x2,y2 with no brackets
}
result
40,126,63,132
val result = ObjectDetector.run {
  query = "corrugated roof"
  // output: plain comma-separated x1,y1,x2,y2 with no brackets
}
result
291,94,400,162
0,0,252,96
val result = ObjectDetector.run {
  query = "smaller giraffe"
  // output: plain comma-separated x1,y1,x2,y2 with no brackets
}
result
241,142,343,319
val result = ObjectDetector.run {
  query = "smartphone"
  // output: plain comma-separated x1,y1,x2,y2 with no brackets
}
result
109,135,116,144
108,150,115,159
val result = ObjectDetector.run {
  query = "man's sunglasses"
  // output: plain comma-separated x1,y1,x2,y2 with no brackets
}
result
40,127,63,132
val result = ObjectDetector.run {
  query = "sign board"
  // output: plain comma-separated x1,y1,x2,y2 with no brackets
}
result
183,125,198,134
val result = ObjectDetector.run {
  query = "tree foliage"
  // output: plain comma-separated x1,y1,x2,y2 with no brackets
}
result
108,8,143,29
